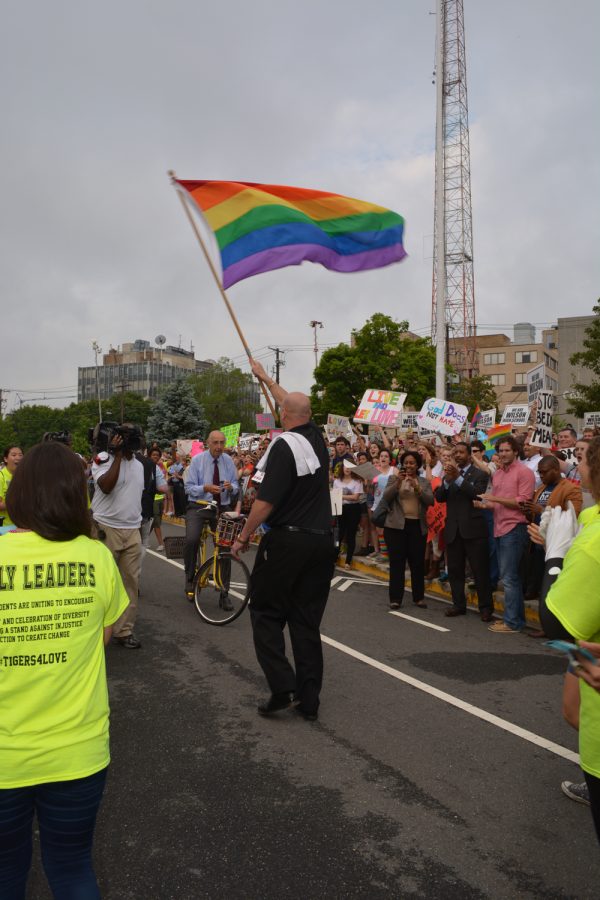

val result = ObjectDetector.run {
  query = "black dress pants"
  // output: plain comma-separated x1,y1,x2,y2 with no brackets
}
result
446,533,493,612
183,505,217,584
384,520,426,604
250,529,335,714
338,504,362,564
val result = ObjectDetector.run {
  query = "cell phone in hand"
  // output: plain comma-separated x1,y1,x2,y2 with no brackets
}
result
545,640,598,667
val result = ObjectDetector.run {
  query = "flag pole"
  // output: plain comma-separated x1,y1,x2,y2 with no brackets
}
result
168,171,278,420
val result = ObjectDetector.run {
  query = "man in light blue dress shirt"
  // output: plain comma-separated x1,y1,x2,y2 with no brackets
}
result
183,431,239,596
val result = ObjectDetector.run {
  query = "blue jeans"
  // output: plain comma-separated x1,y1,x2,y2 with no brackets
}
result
0,767,107,900
496,523,529,630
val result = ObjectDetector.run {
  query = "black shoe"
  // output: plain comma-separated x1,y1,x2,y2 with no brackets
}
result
219,594,234,612
114,634,142,649
444,607,466,617
480,609,494,622
389,601,402,610
295,706,318,722
257,693,298,717
413,600,427,609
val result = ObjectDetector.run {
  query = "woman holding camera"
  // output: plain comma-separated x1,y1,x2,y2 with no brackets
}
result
382,450,434,610
0,442,129,898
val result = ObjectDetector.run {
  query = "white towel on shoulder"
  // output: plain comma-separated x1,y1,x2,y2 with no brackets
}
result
256,431,321,477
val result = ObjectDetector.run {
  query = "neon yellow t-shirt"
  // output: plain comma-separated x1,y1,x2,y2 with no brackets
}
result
0,467,14,526
0,532,129,787
546,512,600,777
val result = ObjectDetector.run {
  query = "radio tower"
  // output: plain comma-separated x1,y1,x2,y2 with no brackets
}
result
432,0,477,397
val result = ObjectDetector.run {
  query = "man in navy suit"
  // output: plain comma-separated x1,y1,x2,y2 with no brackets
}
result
435,442,494,622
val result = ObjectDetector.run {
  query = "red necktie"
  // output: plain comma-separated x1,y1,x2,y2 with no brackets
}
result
213,459,220,509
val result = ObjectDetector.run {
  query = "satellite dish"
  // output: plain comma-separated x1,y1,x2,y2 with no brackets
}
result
155,335,166,346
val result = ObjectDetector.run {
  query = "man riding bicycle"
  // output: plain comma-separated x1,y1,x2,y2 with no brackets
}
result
183,431,239,598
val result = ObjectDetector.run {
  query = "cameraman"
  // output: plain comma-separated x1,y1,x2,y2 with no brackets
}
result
91,423,145,649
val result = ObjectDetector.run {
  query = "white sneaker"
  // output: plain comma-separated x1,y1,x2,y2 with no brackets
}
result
156,544,165,552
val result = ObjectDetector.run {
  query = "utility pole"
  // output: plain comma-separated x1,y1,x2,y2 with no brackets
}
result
92,340,103,421
309,321,323,370
268,347,286,385
114,381,131,423
0,389,4,420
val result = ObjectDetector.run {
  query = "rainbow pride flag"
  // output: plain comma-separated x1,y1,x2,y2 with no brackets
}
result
470,404,481,428
175,180,406,289
483,423,513,458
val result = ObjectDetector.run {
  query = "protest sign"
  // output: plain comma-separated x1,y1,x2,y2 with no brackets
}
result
527,363,545,403
330,487,343,516
190,440,204,457
239,434,257,451
353,389,407,427
220,423,241,448
269,429,283,440
256,412,276,431
478,409,496,431
529,391,554,448
417,398,468,436
176,439,193,457
352,461,380,480
326,413,354,442
500,404,530,427
584,412,600,428
401,412,419,430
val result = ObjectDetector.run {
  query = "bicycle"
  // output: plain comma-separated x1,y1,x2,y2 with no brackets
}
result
165,499,252,626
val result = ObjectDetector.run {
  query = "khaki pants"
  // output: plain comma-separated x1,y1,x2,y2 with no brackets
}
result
102,525,142,638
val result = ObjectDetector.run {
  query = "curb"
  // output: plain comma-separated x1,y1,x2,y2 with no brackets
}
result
337,557,542,627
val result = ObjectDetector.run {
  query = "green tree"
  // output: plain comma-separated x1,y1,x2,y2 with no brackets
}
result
566,301,600,417
146,379,208,445
188,358,261,433
449,374,498,417
2,405,63,451
310,314,436,422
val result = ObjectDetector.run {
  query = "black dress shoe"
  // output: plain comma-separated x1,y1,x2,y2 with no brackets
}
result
480,610,494,622
257,693,298,717
219,594,234,611
295,706,318,722
445,607,466,617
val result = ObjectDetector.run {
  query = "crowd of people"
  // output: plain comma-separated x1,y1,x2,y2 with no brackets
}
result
1,402,600,896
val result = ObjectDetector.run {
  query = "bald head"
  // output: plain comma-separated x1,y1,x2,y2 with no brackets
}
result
207,431,226,457
281,392,311,426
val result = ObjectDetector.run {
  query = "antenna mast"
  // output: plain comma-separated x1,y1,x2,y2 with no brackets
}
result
432,0,477,395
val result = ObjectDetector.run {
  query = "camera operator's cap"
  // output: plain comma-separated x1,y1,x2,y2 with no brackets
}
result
94,451,109,464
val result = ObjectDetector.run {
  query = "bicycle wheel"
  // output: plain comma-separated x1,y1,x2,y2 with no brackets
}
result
194,552,251,625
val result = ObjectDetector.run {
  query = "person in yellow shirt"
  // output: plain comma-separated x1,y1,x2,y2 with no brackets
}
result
0,445,23,526
0,442,128,898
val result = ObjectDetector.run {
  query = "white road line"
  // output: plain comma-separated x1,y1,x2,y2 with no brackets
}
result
330,576,344,587
389,611,450,633
337,579,354,592
321,634,580,765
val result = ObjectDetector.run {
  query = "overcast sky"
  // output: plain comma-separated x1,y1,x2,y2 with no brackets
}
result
1,0,598,412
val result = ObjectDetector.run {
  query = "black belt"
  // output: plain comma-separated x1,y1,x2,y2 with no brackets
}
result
277,526,332,535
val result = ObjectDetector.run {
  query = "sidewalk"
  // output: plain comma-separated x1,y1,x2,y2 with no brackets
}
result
337,554,543,627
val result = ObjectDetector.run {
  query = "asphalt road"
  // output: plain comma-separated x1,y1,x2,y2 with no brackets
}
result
27,527,599,899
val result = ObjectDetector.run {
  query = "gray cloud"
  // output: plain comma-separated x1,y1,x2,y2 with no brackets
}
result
1,0,598,410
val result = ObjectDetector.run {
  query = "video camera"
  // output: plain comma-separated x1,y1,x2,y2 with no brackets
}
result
42,431,72,446
89,421,143,454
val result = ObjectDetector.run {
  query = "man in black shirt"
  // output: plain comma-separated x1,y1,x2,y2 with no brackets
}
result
232,360,335,721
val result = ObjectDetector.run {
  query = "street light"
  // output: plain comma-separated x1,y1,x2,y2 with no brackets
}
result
309,320,323,369
91,340,103,421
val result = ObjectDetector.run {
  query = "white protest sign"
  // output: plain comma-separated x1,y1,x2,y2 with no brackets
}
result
330,487,343,517
584,412,600,428
326,413,354,443
501,404,530,427
478,409,496,431
527,363,545,403
239,434,258,451
353,389,407,427
417,398,469,436
401,412,419,431
530,391,554,448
